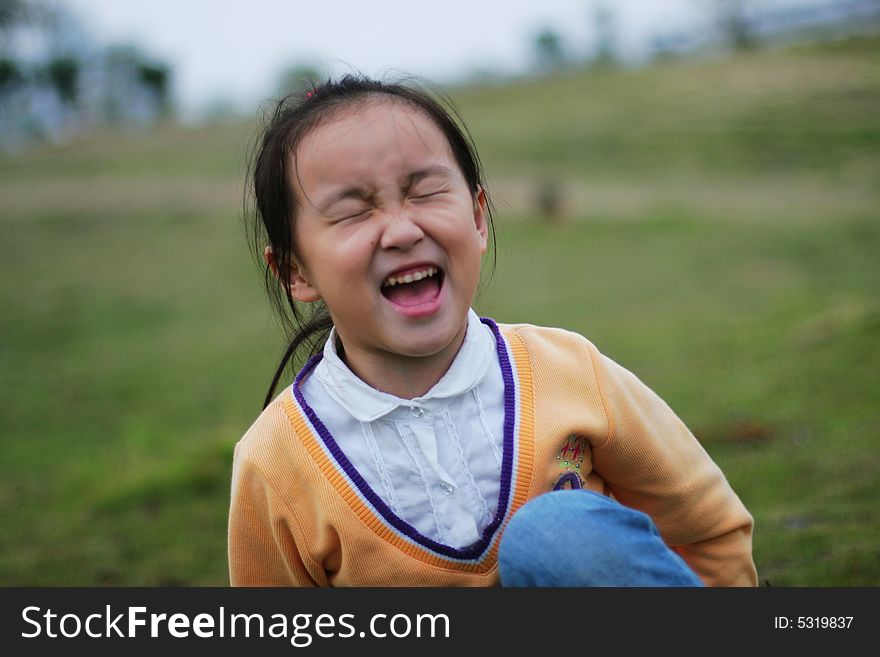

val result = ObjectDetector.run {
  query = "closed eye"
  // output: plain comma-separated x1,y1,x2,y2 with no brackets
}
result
332,206,371,222
411,189,446,200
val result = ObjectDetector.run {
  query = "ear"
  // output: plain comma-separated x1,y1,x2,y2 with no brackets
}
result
473,186,489,255
264,245,322,303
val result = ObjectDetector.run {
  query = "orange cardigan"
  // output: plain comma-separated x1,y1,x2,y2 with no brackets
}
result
228,321,757,586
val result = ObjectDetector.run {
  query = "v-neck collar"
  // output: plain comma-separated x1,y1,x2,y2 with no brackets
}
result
286,318,532,565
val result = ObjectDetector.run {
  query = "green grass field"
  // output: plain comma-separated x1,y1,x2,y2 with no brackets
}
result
1,36,878,585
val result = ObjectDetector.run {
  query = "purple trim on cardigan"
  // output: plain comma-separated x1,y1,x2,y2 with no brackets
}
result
553,472,583,491
290,317,516,561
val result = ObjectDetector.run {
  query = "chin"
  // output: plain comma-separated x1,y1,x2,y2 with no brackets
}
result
387,319,464,359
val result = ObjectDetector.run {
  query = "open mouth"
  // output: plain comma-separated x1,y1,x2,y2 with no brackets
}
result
380,266,444,308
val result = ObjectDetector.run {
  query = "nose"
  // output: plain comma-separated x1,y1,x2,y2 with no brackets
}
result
379,207,424,251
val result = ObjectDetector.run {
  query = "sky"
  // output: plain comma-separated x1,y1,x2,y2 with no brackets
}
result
62,0,708,119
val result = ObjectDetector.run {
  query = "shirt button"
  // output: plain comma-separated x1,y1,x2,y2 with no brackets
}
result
439,482,453,495
410,406,424,418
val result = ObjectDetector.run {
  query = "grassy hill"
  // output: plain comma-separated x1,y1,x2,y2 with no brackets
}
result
1,35,878,585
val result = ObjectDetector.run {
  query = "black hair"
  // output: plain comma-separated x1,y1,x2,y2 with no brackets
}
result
244,74,496,409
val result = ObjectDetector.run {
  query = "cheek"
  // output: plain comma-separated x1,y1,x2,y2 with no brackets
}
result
430,202,480,239
313,231,379,291
447,235,484,286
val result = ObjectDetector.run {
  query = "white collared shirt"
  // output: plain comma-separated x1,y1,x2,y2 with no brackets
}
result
300,309,505,548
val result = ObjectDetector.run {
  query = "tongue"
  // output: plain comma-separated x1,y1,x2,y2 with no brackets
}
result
383,277,441,307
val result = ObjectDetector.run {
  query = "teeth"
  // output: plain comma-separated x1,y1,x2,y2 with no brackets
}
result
382,266,438,288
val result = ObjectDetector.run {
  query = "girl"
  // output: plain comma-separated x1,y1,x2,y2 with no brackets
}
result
228,75,757,587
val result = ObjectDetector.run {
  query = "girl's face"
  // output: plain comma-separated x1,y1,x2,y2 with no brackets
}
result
286,99,488,375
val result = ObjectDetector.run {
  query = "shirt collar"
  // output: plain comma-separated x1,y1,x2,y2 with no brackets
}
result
311,309,496,422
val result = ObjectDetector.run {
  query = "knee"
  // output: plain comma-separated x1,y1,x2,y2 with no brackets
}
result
498,490,702,587
499,490,628,585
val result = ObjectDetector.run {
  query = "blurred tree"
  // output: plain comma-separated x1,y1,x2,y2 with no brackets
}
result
592,3,618,66
0,56,23,93
46,56,78,105
138,62,171,117
533,28,568,71
101,45,173,124
0,0,29,32
716,0,755,50
1,0,175,150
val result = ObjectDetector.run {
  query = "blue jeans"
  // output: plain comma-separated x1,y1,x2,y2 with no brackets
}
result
498,490,704,587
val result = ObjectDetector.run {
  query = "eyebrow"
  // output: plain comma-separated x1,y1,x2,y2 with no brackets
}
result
317,186,370,213
317,165,453,213
404,165,453,189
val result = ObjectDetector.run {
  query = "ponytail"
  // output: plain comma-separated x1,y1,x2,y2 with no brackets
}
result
262,309,333,410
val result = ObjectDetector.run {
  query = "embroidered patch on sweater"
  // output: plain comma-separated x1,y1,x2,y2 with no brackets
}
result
553,434,586,490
